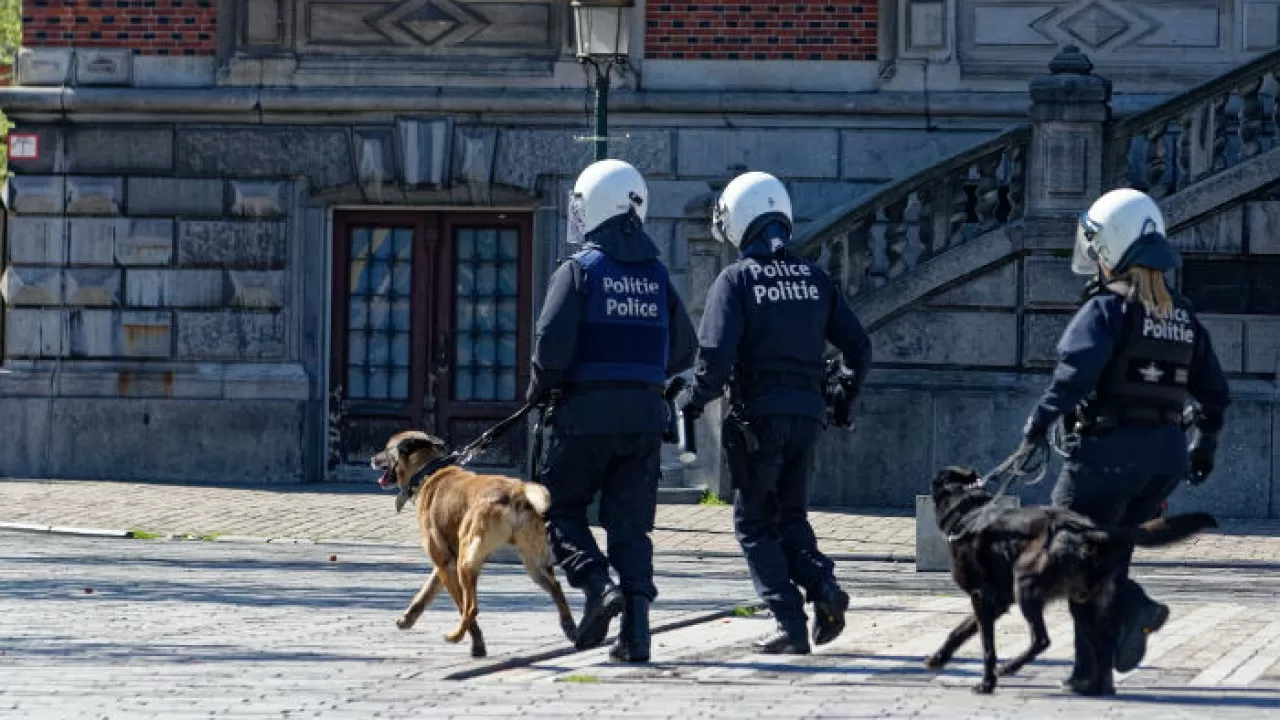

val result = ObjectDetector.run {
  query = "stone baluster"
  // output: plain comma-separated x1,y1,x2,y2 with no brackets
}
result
1006,142,1027,220
1144,121,1169,198
883,197,910,279
973,155,1002,231
1238,78,1265,160
1109,134,1134,190
915,185,937,255
847,216,875,296
1210,93,1229,173
946,170,971,247
1177,108,1195,191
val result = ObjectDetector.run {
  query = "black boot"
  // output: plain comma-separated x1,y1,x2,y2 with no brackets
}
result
1114,600,1169,673
754,619,811,655
609,595,651,663
574,575,624,650
810,580,849,646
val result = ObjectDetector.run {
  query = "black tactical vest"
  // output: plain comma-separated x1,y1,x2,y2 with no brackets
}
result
1093,290,1196,416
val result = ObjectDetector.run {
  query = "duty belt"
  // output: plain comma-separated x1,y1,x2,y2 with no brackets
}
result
1082,406,1184,432
738,370,823,395
563,380,664,395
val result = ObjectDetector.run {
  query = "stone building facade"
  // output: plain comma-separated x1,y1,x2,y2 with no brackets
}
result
2,1,1280,517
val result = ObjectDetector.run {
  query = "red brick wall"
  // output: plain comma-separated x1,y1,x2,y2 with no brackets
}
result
645,1,877,61
21,0,217,55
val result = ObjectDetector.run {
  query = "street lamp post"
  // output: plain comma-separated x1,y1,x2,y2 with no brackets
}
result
571,0,633,161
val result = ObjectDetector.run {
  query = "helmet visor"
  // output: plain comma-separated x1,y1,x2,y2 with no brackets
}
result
1072,210,1103,276
566,192,587,246
711,200,731,246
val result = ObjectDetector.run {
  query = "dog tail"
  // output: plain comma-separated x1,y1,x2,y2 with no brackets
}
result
518,481,552,517
1112,512,1219,548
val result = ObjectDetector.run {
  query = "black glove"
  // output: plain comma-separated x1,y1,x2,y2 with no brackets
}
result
1188,429,1218,485
1014,417,1051,477
829,382,858,431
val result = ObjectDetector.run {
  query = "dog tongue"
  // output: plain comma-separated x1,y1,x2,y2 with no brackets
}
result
377,471,392,488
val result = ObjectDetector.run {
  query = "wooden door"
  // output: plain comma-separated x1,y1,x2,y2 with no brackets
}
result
432,214,534,469
328,210,533,475
329,211,437,469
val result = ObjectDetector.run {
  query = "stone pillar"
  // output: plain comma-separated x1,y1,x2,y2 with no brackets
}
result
1024,46,1113,226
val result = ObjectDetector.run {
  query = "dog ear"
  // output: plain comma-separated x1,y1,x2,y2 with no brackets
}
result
394,433,446,461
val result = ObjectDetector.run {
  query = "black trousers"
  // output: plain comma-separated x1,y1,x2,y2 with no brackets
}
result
724,415,836,629
539,430,662,600
1052,433,1180,678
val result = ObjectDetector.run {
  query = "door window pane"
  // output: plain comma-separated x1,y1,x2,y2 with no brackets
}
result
454,226,521,401
346,225,414,400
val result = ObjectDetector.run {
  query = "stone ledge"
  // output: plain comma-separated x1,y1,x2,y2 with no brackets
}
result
0,362,309,401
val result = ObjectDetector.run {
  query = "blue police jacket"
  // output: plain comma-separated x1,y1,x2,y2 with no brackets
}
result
681,235,873,420
1025,281,1231,471
563,247,670,387
526,213,698,435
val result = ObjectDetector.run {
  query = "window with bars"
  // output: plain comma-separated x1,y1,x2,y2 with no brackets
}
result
454,228,521,402
346,227,413,400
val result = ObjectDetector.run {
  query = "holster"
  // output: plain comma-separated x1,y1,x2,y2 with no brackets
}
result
530,390,560,481
721,415,760,489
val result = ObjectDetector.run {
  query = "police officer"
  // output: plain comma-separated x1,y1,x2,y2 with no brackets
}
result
676,172,873,654
1018,188,1230,695
526,159,698,663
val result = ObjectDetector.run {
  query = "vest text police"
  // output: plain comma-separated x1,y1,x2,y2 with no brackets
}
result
604,275,661,318
1142,306,1195,344
748,261,821,305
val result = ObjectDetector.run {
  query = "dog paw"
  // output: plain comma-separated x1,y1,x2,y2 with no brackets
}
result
972,680,996,695
923,653,947,671
395,616,416,631
444,631,466,644
470,646,488,659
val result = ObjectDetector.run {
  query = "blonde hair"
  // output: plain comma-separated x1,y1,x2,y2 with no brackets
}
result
1122,266,1174,319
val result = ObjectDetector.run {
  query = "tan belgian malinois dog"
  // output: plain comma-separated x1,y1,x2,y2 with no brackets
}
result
372,430,577,658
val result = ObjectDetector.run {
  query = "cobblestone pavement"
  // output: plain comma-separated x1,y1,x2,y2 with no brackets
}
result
5,479,1280,564
1,533,1278,719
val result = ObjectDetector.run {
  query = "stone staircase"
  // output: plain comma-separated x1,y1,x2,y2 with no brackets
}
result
777,45,1280,519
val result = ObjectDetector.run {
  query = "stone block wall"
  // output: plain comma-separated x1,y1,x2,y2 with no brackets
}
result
644,0,878,61
2,176,290,363
0,122,313,483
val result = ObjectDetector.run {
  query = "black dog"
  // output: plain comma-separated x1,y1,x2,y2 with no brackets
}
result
925,466,1217,695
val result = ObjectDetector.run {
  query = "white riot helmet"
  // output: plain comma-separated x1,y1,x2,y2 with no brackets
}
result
1072,188,1181,276
712,171,793,249
566,159,648,245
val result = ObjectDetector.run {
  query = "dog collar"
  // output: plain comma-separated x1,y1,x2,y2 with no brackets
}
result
396,452,460,513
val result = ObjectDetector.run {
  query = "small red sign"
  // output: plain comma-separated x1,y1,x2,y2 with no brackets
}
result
8,133,39,161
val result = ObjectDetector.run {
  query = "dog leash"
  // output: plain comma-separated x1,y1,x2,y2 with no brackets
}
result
978,439,1050,499
401,401,538,507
